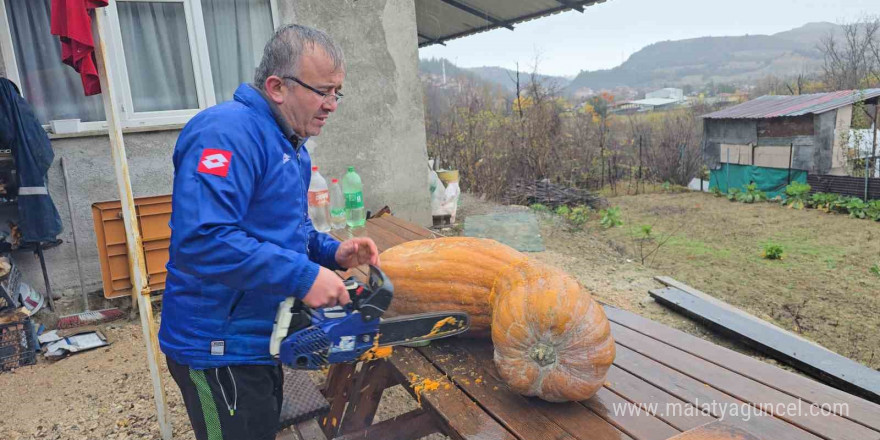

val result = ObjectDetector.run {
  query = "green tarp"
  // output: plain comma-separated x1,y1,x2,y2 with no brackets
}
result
709,164,807,198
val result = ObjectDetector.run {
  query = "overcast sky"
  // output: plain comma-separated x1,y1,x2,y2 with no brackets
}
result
418,0,880,77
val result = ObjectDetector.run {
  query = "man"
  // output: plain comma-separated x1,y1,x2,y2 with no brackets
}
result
159,25,379,440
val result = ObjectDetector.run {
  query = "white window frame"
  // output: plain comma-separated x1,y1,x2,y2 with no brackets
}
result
0,0,280,133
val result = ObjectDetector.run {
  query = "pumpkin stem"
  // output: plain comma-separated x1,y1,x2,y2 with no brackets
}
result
528,343,557,367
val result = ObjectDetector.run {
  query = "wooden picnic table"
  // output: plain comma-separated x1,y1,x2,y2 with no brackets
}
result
326,216,880,440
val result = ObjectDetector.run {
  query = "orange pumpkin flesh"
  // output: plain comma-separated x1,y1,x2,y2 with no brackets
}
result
379,237,615,402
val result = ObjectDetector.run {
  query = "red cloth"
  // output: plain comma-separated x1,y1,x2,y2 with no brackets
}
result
50,0,108,96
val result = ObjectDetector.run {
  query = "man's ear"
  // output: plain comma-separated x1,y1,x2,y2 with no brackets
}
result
263,76,285,104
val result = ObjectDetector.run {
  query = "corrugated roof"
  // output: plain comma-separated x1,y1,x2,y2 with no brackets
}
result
702,89,880,119
416,0,608,48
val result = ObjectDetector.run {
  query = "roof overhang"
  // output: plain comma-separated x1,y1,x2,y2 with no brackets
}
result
416,0,608,48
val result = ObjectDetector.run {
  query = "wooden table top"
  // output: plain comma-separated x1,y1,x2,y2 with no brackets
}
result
328,215,880,440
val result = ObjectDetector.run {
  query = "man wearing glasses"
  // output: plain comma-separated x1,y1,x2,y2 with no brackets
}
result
159,25,379,440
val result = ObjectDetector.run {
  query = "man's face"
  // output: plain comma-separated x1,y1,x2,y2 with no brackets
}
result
272,47,344,138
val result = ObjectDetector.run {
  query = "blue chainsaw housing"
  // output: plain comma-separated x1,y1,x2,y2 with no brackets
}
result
278,305,380,370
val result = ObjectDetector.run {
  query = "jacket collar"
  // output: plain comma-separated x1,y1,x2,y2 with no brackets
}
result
234,83,307,149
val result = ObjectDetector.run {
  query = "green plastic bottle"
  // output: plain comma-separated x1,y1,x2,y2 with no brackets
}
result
342,166,365,227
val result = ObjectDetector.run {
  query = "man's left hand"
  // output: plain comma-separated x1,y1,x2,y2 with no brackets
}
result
335,237,380,269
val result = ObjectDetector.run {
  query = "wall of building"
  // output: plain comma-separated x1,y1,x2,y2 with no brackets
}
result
702,118,758,169
277,0,430,225
704,115,840,173
828,105,853,175
814,109,840,175
1,0,430,303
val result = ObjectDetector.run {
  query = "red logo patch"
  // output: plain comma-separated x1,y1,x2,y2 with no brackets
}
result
197,149,232,177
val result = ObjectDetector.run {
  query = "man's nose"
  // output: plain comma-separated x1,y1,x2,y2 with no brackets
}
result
322,98,338,112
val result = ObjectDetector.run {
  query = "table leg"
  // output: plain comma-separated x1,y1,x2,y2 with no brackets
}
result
322,363,356,438
321,360,398,439
35,243,55,312
339,360,394,434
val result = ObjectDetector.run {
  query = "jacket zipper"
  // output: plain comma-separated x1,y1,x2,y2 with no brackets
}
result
296,146,310,256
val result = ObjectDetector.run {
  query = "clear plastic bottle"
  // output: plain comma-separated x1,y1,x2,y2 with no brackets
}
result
329,178,346,230
307,166,331,232
342,166,366,227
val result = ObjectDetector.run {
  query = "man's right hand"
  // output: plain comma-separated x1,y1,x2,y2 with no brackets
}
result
302,267,350,308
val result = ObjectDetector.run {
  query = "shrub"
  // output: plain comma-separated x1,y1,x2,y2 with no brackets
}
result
844,197,868,219
762,243,784,260
735,183,767,203
599,207,623,228
782,182,811,209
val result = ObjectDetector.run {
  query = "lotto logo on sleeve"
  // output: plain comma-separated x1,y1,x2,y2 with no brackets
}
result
197,149,232,177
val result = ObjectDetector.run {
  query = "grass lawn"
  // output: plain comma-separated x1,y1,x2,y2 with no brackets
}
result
596,192,880,369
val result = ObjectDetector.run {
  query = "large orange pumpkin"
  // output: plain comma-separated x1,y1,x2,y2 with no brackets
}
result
379,237,615,402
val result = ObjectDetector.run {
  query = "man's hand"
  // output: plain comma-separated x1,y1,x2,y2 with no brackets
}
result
335,237,380,269
302,267,350,308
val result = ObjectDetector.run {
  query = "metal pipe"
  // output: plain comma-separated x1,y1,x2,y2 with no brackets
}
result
60,157,89,311
35,243,54,312
872,103,879,179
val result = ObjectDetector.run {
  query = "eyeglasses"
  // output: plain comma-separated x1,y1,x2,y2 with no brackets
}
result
282,76,343,105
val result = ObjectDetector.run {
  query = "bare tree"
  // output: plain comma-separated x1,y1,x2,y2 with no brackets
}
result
819,17,880,89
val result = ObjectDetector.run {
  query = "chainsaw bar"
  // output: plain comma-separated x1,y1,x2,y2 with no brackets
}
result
376,311,470,347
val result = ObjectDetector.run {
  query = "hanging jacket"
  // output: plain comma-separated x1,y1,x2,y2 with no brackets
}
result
159,83,341,369
0,78,63,243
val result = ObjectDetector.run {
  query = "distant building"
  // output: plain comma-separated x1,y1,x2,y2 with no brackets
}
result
646,88,684,101
614,87,686,113
701,89,880,196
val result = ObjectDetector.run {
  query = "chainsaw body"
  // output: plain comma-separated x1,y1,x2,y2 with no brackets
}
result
270,265,468,370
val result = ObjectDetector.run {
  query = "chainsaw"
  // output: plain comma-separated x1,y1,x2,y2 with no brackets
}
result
269,265,469,369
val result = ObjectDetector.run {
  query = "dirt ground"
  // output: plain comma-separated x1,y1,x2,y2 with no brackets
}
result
2,190,877,439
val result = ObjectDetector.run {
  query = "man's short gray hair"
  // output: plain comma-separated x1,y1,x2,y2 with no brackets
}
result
254,24,345,90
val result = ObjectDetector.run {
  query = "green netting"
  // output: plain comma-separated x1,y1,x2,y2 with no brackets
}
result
709,164,807,198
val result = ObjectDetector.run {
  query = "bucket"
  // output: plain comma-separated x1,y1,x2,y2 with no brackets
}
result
436,170,459,187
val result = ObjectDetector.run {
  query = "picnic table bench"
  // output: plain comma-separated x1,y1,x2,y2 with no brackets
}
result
324,215,880,440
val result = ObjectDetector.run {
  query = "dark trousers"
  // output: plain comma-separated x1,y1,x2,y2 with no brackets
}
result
167,357,284,440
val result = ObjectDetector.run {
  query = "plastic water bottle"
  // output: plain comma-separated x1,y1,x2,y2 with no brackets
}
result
329,178,346,230
308,166,331,232
342,166,366,227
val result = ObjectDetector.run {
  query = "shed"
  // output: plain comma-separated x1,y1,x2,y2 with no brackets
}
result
701,89,880,196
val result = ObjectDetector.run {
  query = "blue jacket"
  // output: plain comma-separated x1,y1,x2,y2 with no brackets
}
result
159,84,341,369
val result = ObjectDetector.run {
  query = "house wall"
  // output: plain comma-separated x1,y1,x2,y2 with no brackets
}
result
702,118,758,169
1,0,429,303
828,105,853,175
703,115,828,172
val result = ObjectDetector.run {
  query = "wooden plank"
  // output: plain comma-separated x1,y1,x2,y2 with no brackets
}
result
377,215,439,240
649,287,880,405
388,346,517,440
604,306,880,433
334,409,440,440
363,221,409,250
653,277,848,351
612,344,823,440
420,339,632,440
612,323,880,440
93,7,170,439
667,420,763,440
370,216,435,242
605,365,716,432
580,387,681,440
339,361,394,435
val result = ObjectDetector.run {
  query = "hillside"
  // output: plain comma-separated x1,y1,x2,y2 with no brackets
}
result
419,58,569,94
467,66,570,93
564,22,835,94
